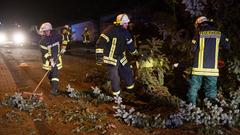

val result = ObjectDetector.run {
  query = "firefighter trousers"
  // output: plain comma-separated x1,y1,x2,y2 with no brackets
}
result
106,61,134,94
187,75,218,105
47,66,59,92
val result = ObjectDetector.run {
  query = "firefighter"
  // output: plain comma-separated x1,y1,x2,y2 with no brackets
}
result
186,16,231,105
96,13,139,96
61,24,72,54
82,27,90,44
39,22,63,96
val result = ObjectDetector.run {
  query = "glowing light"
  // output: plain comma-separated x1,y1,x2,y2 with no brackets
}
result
0,33,7,43
13,32,25,44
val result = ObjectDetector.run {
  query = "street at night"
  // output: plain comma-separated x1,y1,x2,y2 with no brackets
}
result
0,45,187,135
1,0,240,135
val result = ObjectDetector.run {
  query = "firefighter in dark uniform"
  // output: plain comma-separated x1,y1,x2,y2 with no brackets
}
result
187,16,231,105
82,27,90,44
96,13,138,96
39,22,63,96
61,25,71,54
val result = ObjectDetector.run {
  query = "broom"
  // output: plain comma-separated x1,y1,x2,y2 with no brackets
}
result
21,69,50,100
21,50,64,100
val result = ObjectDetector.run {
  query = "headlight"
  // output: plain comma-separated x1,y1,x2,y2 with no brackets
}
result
0,33,7,43
13,32,26,44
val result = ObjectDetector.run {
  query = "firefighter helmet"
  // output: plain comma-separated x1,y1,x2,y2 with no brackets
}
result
64,25,70,29
115,14,130,25
195,16,209,28
39,22,52,35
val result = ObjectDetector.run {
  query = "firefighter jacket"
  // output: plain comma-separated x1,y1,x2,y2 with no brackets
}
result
96,25,138,66
40,32,63,70
191,23,230,76
82,30,90,43
62,28,71,46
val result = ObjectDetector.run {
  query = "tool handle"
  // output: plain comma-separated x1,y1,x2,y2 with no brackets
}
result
32,70,50,94
32,53,63,94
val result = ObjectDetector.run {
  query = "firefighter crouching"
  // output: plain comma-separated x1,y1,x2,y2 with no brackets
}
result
39,22,63,96
96,13,139,96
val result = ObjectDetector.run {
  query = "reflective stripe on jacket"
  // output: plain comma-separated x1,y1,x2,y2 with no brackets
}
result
96,25,137,66
192,27,230,76
40,32,63,70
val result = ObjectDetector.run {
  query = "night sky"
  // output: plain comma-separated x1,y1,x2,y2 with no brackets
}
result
0,0,152,28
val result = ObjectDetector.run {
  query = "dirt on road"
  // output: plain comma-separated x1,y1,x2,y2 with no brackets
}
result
0,46,223,135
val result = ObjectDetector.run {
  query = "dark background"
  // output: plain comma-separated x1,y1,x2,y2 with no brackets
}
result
0,0,161,27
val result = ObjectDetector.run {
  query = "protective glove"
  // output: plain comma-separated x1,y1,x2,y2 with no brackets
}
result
218,60,225,68
50,58,56,67
61,48,66,54
173,63,179,68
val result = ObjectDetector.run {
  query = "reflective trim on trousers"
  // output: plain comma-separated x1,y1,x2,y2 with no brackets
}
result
51,78,59,82
126,83,134,89
112,91,120,96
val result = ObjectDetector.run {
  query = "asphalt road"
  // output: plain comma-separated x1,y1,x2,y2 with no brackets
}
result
0,44,96,97
0,44,155,135
0,44,98,134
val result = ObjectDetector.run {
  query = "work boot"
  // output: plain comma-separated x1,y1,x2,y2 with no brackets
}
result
51,90,60,96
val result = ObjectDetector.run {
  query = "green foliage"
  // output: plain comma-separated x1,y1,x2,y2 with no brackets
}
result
228,57,240,81
137,37,171,96
194,0,240,57
1,93,44,112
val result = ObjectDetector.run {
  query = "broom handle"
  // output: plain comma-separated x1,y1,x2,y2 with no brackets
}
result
32,70,50,94
32,53,63,94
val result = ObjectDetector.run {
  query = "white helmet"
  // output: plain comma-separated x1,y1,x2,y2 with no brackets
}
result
64,25,69,29
195,16,208,28
39,22,52,33
115,14,130,25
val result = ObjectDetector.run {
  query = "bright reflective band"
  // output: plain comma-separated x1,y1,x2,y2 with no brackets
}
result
126,84,134,89
127,39,133,44
100,34,110,42
40,45,48,50
42,60,51,70
49,42,60,48
103,56,117,65
62,41,68,45
215,38,220,69
200,31,221,38
120,56,128,66
192,68,219,76
109,38,117,58
51,78,59,81
198,38,205,68
96,48,104,53
113,91,120,96
44,53,51,59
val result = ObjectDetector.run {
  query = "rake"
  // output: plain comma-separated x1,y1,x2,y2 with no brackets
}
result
21,70,50,100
